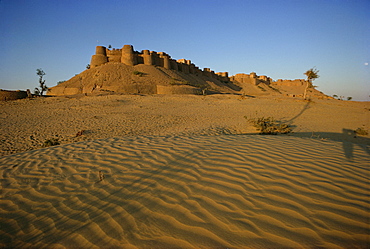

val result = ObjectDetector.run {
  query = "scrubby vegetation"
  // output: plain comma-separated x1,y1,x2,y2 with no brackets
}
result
245,116,292,135
355,127,368,136
132,71,144,77
75,130,85,137
43,138,60,147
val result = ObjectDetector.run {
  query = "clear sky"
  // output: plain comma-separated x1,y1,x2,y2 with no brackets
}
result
0,0,369,100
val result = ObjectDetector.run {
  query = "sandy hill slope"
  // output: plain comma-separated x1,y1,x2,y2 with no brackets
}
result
48,63,241,95
1,94,369,156
48,62,327,98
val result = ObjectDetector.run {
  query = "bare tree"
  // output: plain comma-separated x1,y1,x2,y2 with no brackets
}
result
35,68,48,96
303,67,319,100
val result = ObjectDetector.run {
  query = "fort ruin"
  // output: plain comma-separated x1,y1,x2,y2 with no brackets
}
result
90,44,308,88
46,44,327,98
91,45,230,82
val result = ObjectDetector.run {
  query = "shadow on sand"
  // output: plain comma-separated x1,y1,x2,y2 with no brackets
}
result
288,130,370,161
240,131,369,161
286,100,312,124
281,100,369,160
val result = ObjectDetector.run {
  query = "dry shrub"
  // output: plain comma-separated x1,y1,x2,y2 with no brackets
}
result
246,117,292,135
355,127,368,136
76,130,85,137
132,71,144,77
43,138,60,147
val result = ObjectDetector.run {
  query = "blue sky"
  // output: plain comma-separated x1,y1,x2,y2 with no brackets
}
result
0,0,369,100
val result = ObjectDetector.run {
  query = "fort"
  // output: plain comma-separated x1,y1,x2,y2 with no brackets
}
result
90,45,306,88
45,44,327,98
90,45,230,82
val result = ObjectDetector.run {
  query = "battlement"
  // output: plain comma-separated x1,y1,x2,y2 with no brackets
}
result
230,73,272,86
230,73,308,88
272,79,305,86
90,45,230,82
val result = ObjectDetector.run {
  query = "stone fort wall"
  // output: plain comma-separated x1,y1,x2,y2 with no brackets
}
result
272,79,305,86
230,73,272,86
231,73,306,87
90,45,230,82
0,90,28,101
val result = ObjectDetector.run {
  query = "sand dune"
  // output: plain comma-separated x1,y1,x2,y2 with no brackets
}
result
1,135,369,248
1,94,369,157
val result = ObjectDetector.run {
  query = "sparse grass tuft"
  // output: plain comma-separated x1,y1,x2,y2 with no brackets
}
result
133,71,144,77
75,130,85,137
43,138,60,147
245,116,292,135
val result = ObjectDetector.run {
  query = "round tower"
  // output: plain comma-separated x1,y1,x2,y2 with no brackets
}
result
121,45,136,66
96,46,107,55
90,46,108,68
162,55,170,69
143,50,153,65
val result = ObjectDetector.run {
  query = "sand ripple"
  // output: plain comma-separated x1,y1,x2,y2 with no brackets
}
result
0,135,369,248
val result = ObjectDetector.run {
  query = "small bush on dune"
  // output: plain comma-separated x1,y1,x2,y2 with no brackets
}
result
75,130,85,137
355,127,368,136
246,117,292,135
43,138,60,147
132,71,144,77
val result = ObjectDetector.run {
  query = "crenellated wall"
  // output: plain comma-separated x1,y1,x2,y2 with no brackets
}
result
231,73,308,87
88,44,312,90
90,45,230,81
272,79,305,86
106,48,122,62
230,73,271,86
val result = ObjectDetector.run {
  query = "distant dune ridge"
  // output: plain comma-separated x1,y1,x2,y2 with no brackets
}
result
1,94,369,157
48,44,328,98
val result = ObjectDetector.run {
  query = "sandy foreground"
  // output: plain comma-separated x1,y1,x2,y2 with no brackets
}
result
0,94,369,248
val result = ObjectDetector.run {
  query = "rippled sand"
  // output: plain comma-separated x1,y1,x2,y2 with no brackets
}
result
1,135,369,248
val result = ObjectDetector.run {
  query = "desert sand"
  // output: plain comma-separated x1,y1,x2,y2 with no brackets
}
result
0,94,369,248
